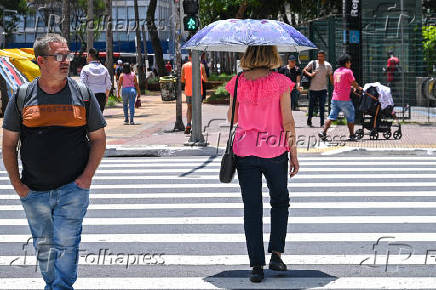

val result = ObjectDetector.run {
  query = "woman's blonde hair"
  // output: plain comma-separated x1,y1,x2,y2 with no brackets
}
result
240,45,281,70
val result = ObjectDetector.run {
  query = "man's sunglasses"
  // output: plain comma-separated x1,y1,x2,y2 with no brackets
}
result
42,53,74,62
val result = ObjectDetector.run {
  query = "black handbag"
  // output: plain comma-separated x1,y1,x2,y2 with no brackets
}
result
301,60,316,89
219,72,242,183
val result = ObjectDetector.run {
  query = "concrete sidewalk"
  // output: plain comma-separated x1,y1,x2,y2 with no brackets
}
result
102,92,436,156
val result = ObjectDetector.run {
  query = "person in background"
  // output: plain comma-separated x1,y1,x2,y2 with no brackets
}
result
181,52,208,134
303,50,333,127
165,61,173,75
383,50,401,97
201,53,210,101
115,59,123,83
118,62,140,125
225,45,299,283
80,48,112,112
319,54,362,141
278,55,302,110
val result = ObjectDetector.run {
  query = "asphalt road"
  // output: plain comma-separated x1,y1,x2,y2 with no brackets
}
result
1,154,436,289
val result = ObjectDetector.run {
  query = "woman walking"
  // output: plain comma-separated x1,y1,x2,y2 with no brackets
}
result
118,63,140,125
225,45,299,283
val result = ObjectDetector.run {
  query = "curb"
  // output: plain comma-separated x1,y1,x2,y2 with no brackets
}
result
104,145,436,157
105,145,225,157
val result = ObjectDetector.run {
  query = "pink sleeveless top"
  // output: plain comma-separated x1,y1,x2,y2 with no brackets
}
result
226,71,295,158
122,72,136,88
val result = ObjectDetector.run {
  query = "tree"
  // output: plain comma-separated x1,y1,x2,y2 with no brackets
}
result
105,0,114,94
423,25,436,74
61,0,70,45
87,0,94,49
146,0,166,77
134,0,146,89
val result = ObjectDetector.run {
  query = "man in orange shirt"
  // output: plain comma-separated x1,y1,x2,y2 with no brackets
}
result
181,52,208,134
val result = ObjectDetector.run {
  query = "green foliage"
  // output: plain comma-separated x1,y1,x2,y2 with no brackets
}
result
106,94,121,108
147,77,160,85
208,73,235,82
208,83,230,101
423,25,436,74
199,0,341,27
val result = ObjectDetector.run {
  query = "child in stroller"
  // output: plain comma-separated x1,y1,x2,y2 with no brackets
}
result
355,82,402,140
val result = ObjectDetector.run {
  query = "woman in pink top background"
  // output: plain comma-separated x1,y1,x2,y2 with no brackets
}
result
225,45,299,283
118,63,140,125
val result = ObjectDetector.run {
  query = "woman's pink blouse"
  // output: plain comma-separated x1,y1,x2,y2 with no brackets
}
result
225,71,295,158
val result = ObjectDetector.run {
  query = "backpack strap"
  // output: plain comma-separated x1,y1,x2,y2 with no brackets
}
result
16,82,32,117
69,78,90,124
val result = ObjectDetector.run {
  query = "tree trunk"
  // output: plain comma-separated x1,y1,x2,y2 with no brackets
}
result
280,3,290,25
235,0,248,19
134,0,146,90
146,0,166,77
87,0,94,50
61,0,71,45
105,0,114,94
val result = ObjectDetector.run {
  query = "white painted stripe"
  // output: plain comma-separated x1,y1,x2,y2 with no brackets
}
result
1,190,436,200
1,181,434,190
0,254,431,266
0,173,434,181
2,277,436,290
96,161,436,167
100,156,436,163
1,167,436,175
4,201,436,211
2,216,436,226
4,233,436,243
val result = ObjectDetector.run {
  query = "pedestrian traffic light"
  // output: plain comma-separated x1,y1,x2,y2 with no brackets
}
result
183,15,199,31
183,0,199,32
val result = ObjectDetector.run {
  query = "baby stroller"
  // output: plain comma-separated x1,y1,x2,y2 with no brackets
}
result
355,82,402,140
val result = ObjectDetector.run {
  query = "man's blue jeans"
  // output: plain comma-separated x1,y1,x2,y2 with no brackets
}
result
20,181,89,290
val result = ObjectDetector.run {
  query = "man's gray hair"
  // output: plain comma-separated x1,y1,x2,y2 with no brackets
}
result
33,34,67,59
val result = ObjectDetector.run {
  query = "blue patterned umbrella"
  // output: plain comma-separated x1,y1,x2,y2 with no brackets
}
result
182,19,317,52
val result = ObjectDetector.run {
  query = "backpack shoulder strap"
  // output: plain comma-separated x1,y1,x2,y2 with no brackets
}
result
69,78,90,123
16,82,32,116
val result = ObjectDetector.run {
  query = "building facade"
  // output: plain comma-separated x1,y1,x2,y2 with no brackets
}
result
7,0,175,58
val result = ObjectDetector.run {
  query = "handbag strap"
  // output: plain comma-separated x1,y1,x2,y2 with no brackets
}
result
227,72,243,152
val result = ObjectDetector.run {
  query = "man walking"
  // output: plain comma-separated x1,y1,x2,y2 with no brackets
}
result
278,55,302,110
80,48,112,112
319,54,362,141
303,50,333,127
181,52,208,134
2,34,106,290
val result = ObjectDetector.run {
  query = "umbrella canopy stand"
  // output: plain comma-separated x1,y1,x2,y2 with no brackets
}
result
185,50,206,146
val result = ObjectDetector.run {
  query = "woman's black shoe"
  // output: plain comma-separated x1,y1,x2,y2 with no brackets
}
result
269,253,287,271
249,266,264,283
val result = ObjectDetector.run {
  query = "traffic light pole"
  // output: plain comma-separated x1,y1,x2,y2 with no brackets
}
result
173,0,185,132
187,50,206,146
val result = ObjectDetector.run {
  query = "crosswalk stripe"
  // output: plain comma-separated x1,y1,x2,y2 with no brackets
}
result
2,190,436,199
2,277,436,289
96,161,436,167
1,216,436,226
100,156,436,163
1,167,436,175
3,201,436,211
0,173,430,180
2,233,436,243
0,182,434,190
0,254,431,266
